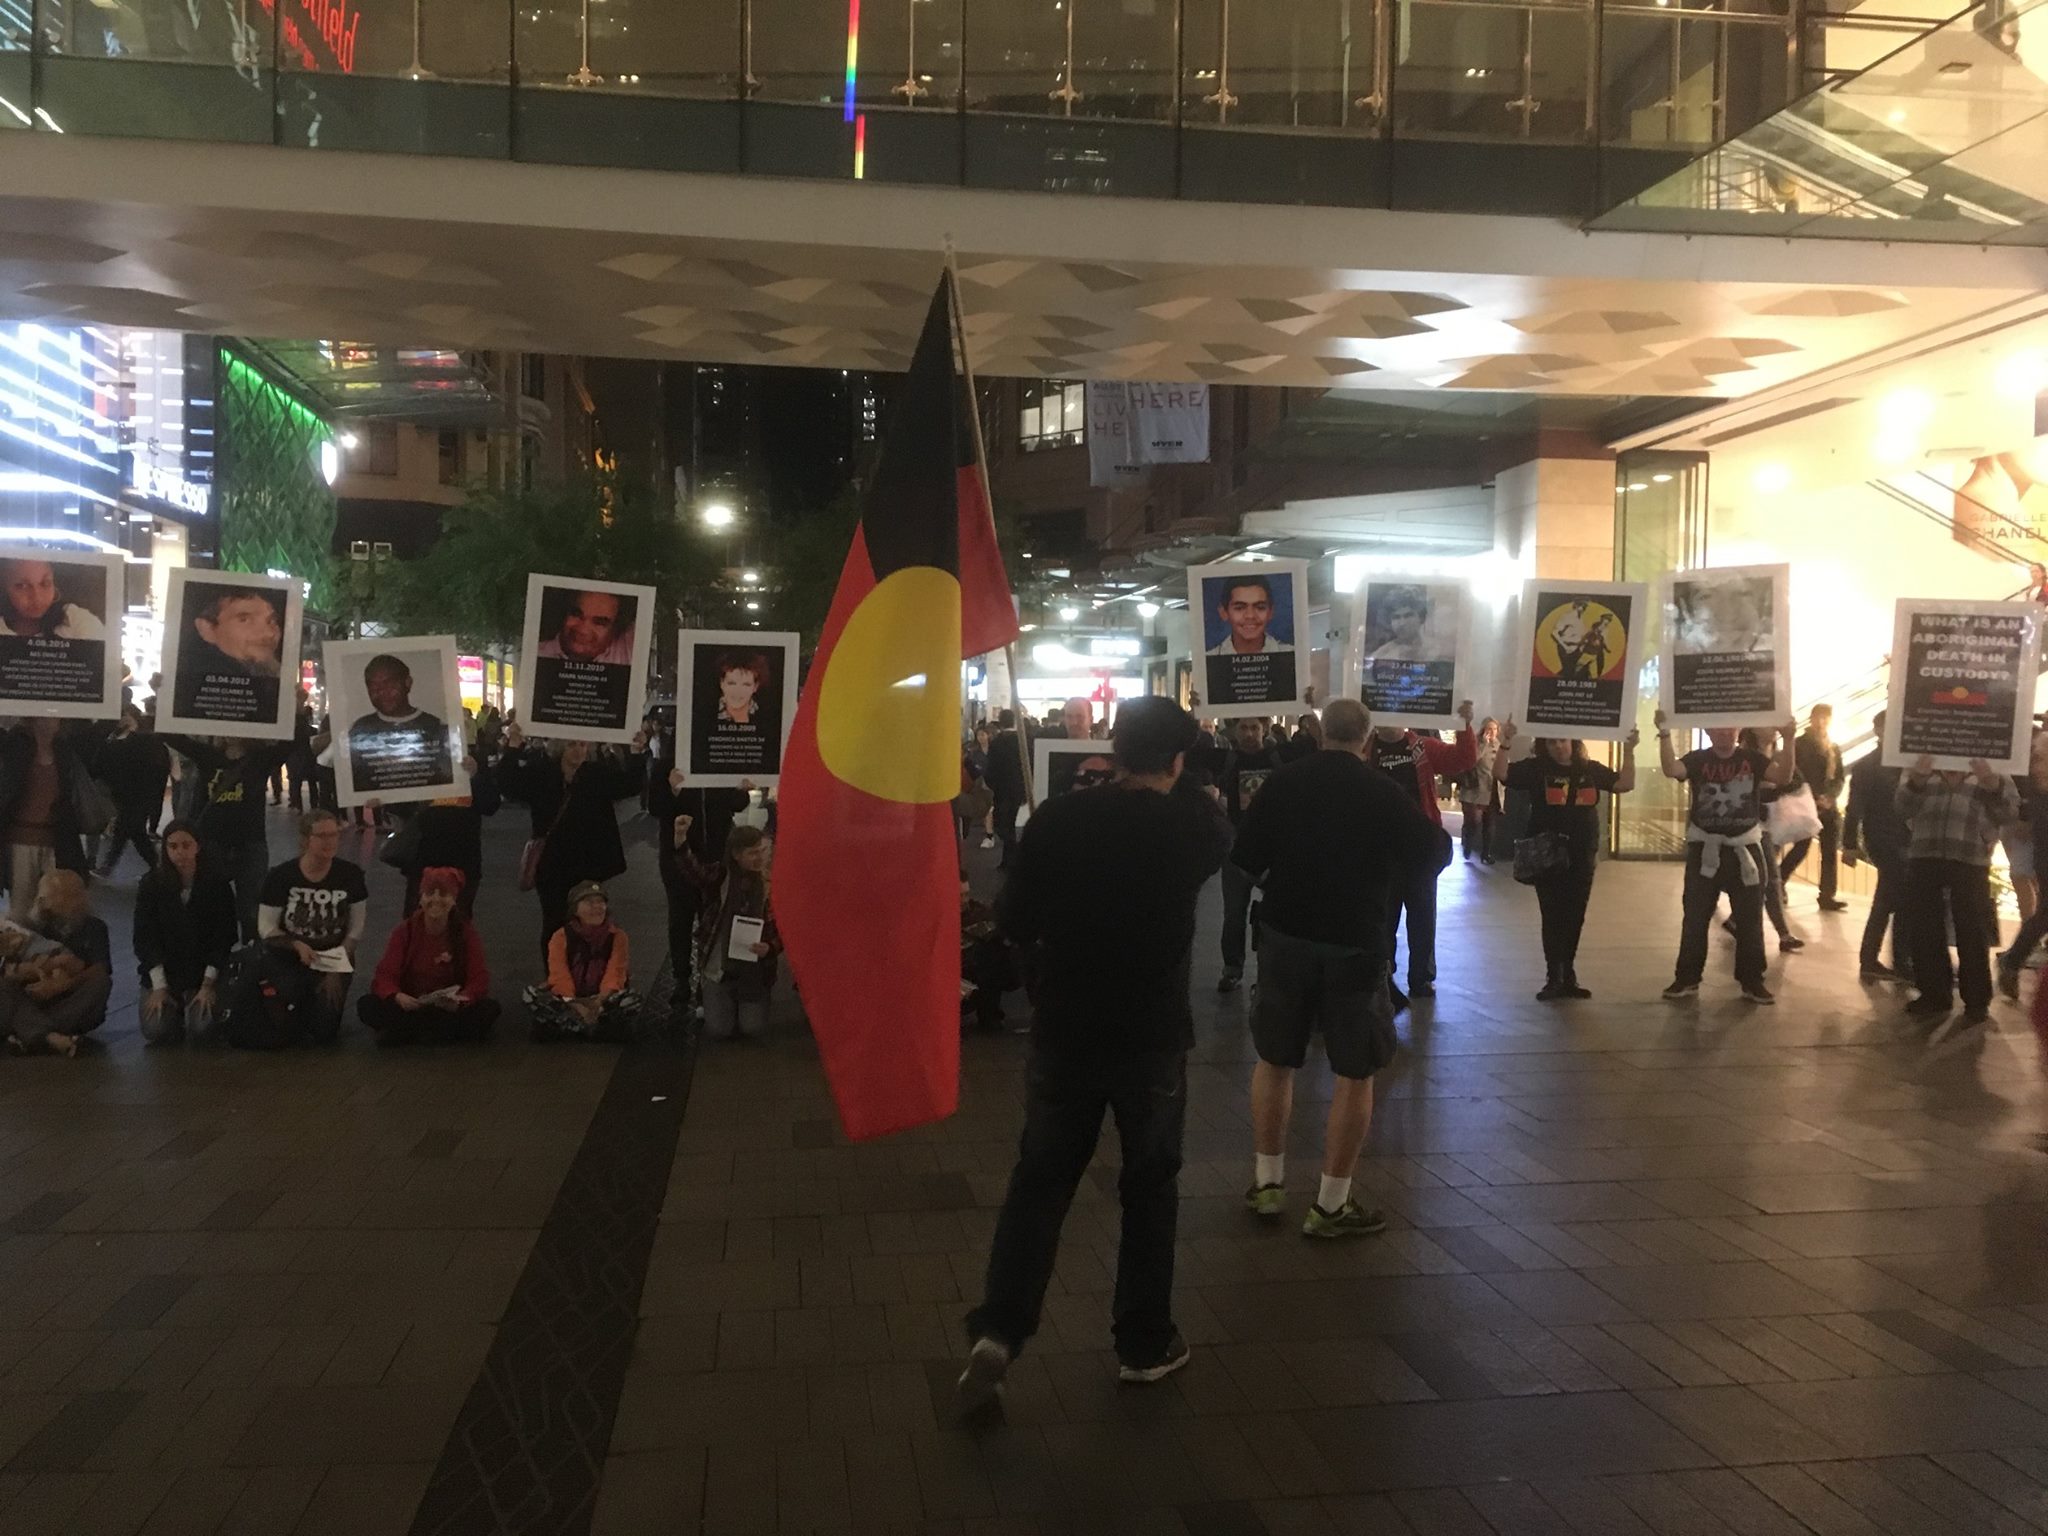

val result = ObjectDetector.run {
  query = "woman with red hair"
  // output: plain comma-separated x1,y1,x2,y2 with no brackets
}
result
357,866,499,1046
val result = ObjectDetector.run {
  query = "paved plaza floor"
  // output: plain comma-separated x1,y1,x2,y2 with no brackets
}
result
6,807,2048,1535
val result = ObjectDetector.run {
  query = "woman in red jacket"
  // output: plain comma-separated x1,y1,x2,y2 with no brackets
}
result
356,866,499,1046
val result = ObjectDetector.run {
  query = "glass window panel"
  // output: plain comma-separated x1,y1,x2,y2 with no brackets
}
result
753,0,849,104
1020,400,1042,442
1528,6,1590,142
520,0,738,95
1062,382,1084,432
39,0,262,65
858,0,963,110
966,0,1067,114
1392,2,1524,136
1187,0,1373,130
1073,0,1174,121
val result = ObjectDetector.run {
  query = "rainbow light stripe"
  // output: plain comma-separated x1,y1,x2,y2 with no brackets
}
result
843,0,860,122
854,113,867,179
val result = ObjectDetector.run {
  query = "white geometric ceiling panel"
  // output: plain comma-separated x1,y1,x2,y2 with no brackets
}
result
0,140,2030,397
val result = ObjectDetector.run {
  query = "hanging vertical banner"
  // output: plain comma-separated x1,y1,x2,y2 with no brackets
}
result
1518,578,1648,742
1188,557,1310,718
1356,577,1465,729
1086,382,1211,488
1882,598,2039,773
1659,563,1791,728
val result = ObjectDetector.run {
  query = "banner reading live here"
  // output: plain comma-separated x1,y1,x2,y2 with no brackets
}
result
1883,598,2040,774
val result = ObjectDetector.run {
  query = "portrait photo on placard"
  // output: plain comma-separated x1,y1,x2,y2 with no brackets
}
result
1883,598,2039,774
326,637,466,808
1661,563,1789,728
679,629,800,787
1520,579,1646,741
518,573,653,744
160,568,302,738
1188,557,1309,719
1034,737,1118,805
1358,577,1463,727
0,545,122,717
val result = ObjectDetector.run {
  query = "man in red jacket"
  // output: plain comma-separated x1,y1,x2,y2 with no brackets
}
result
1367,700,1475,1008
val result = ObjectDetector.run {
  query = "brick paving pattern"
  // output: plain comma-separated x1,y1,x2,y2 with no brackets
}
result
5,808,2048,1534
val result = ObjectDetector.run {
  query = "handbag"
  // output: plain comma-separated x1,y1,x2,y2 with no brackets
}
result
377,814,421,871
1512,763,1579,886
1766,782,1822,845
518,783,573,893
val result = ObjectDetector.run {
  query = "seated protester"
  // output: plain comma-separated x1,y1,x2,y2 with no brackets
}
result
134,819,238,1046
524,880,641,1043
358,866,500,1046
0,870,113,1056
676,822,779,1041
234,809,369,1048
961,874,1014,1032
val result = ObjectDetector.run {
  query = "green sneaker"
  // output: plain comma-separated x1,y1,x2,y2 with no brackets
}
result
1302,1200,1387,1239
1245,1183,1286,1219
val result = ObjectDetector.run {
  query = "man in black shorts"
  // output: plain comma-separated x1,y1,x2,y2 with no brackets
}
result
1228,699,1448,1237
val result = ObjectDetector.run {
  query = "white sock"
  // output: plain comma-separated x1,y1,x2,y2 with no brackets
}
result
1254,1153,1284,1188
1317,1174,1352,1213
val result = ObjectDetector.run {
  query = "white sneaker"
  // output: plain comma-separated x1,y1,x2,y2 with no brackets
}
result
954,1336,1010,1416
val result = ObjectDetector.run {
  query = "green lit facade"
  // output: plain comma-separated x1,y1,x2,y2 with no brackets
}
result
214,345,336,612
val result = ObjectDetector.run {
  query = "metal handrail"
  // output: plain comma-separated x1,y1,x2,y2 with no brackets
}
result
6,0,1802,155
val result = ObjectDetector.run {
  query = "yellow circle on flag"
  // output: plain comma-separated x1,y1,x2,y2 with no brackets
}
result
816,564,963,804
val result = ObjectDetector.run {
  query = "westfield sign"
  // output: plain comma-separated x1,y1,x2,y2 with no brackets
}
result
256,0,363,74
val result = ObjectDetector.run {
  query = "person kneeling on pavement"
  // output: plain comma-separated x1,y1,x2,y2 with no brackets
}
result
524,880,641,1042
234,809,368,1048
677,821,779,1042
0,870,112,1056
134,819,238,1045
358,866,501,1046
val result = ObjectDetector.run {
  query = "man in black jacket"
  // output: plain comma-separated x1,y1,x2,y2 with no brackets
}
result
1842,710,1910,981
1783,704,1849,911
957,699,1231,1412
983,708,1030,868
1215,715,1286,993
1230,699,1449,1237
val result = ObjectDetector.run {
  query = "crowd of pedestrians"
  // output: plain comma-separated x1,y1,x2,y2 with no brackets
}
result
954,688,2046,1414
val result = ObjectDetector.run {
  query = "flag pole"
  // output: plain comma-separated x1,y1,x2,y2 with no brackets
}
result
943,239,1034,808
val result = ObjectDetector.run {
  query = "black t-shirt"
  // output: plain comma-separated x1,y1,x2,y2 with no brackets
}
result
259,858,369,949
1505,754,1619,856
1680,746,1772,835
1231,750,1450,954
1222,746,1286,823
997,779,1233,1056
1368,734,1427,803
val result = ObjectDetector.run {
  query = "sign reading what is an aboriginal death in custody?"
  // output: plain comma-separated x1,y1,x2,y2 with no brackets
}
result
1883,598,2039,775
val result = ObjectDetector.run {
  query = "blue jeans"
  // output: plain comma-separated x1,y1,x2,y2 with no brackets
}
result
968,1047,1186,1366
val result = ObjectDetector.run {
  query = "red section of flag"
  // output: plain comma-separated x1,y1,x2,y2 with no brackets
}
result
957,463,1016,659
777,531,961,1140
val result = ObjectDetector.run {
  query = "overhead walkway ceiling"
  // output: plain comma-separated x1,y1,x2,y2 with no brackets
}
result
0,132,2041,394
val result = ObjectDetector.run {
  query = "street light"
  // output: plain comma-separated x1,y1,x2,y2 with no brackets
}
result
701,502,735,529
741,570,760,585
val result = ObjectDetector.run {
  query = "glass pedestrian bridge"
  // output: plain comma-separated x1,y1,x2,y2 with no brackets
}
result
1596,0,2048,241
0,0,1846,221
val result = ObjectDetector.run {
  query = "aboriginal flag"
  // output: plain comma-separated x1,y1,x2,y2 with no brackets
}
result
777,273,1017,1140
